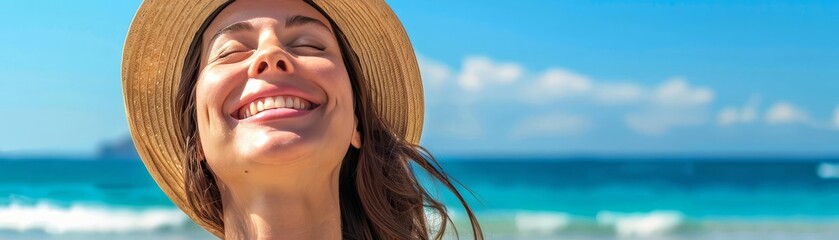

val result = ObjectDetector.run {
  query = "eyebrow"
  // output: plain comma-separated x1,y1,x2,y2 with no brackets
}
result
208,21,254,47
285,15,329,30
208,15,329,47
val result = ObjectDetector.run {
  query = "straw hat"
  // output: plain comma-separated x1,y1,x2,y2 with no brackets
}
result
122,0,423,237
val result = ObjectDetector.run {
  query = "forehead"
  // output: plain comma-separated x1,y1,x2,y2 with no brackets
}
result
201,0,332,45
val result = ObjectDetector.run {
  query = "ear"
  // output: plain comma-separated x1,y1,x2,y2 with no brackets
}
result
350,117,362,149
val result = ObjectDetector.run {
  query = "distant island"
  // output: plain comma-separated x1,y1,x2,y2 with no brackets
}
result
97,135,140,160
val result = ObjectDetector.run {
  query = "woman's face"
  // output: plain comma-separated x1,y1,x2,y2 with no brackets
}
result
194,0,360,184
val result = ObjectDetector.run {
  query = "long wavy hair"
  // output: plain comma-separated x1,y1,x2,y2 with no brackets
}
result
175,1,483,239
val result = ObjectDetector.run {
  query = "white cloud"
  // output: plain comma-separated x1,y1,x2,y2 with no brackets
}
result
420,55,717,137
514,65,710,112
765,101,809,125
833,105,839,129
717,107,740,126
623,79,714,135
417,55,452,87
741,101,758,123
522,68,593,103
521,70,645,105
511,114,591,139
652,77,714,107
626,110,707,136
717,95,760,126
593,83,645,105
457,56,523,92
431,108,485,139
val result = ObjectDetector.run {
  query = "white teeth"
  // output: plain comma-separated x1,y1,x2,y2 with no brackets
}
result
276,96,286,108
237,96,315,119
249,102,257,118
264,97,275,109
285,97,293,109
275,97,283,108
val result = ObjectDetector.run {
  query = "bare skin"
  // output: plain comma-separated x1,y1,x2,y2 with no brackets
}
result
194,0,361,239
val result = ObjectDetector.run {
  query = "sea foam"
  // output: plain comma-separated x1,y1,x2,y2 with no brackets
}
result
514,211,570,235
817,162,839,179
596,210,683,237
0,201,189,234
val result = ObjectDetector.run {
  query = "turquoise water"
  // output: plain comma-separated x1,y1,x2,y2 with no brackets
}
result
1,157,839,239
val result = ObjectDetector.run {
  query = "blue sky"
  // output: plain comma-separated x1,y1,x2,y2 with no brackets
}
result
1,1,838,156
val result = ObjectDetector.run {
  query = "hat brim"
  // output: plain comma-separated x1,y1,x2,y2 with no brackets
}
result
122,0,423,237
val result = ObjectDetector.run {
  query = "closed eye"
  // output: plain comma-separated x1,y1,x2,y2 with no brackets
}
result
293,45,325,51
219,50,243,58
288,44,326,56
214,49,253,62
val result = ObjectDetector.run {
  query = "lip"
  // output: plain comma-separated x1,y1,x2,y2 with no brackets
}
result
230,84,323,120
239,107,315,122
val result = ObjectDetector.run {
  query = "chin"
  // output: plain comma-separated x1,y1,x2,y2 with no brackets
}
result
239,130,317,165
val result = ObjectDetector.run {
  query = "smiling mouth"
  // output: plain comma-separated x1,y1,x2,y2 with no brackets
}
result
234,95,318,120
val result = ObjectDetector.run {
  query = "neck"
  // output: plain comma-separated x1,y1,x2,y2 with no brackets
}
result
218,166,343,240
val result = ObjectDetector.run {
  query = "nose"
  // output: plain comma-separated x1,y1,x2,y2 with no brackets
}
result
248,46,294,78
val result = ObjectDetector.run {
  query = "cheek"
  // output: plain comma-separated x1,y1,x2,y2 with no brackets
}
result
302,57,356,145
195,65,247,127
195,80,223,133
305,57,354,111
193,70,241,162
325,64,357,149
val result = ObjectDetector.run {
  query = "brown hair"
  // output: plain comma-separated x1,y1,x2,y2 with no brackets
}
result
175,1,483,239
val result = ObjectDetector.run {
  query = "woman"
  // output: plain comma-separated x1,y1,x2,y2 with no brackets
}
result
122,0,483,239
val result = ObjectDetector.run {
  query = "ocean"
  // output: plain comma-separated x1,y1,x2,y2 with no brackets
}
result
1,157,838,239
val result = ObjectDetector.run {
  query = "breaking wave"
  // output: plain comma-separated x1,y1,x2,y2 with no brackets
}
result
0,201,189,234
